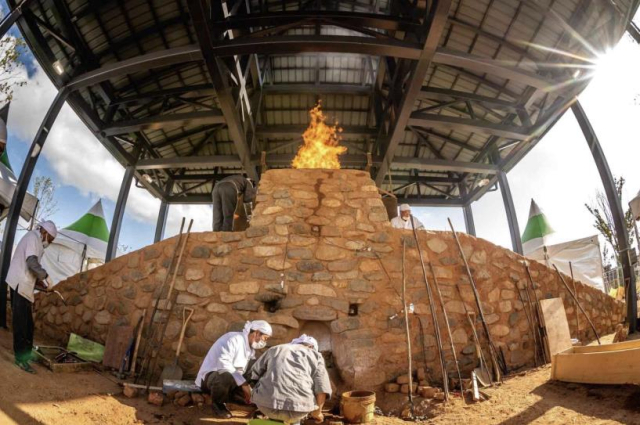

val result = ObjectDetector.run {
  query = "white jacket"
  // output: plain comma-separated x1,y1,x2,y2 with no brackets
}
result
195,331,255,387
390,215,424,230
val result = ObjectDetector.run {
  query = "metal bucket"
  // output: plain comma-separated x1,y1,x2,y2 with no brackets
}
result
340,390,376,424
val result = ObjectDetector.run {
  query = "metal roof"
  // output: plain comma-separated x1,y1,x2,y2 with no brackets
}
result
9,0,638,205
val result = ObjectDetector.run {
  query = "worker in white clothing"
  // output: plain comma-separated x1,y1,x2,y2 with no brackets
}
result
6,220,57,373
195,320,272,419
390,203,425,230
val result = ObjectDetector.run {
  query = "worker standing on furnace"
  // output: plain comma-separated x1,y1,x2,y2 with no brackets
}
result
390,203,425,230
6,220,57,373
212,175,256,231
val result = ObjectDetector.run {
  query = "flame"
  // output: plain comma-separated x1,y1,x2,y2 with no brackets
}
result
292,103,347,169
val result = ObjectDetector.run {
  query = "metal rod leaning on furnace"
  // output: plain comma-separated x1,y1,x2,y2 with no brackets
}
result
522,262,548,364
427,260,464,396
552,264,601,345
448,218,502,383
411,217,449,401
569,262,580,339
144,219,194,389
135,218,185,384
401,240,415,418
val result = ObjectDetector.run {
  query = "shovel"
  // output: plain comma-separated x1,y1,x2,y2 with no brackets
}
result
159,307,194,384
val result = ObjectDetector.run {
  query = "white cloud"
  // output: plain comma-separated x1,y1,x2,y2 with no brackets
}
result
6,55,216,233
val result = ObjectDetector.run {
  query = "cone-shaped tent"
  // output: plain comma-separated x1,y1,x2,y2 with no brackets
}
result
521,199,555,255
0,103,38,221
42,199,110,284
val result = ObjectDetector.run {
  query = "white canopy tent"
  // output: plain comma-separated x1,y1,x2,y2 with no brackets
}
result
522,199,605,291
42,200,109,284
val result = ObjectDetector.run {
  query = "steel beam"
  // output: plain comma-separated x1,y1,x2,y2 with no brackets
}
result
112,84,216,106
375,0,452,186
0,88,68,328
459,183,476,236
401,197,464,207
67,45,203,91
188,0,258,181
494,167,522,254
629,21,640,44
392,157,498,174
101,110,225,136
572,101,636,332
256,125,377,137
418,87,521,111
154,200,169,243
408,113,530,140
106,164,135,262
213,11,423,33
432,48,558,90
136,155,242,170
262,84,372,95
0,0,35,39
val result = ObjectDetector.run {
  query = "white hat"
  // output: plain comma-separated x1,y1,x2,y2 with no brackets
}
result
39,220,57,238
399,204,411,212
291,334,319,351
244,320,272,336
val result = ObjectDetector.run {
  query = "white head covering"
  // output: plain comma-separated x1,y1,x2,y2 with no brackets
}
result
399,204,411,212
39,220,58,238
291,334,319,351
243,320,272,336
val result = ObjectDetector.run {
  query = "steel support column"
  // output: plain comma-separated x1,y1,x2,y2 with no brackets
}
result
495,169,522,254
0,88,68,328
0,0,35,39
572,101,637,332
154,200,169,243
105,164,135,262
459,184,476,236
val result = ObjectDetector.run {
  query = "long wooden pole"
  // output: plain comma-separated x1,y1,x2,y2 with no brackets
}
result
401,241,414,417
523,264,548,364
553,265,601,345
428,261,464,394
448,218,501,382
515,282,540,366
411,217,449,400
569,262,581,339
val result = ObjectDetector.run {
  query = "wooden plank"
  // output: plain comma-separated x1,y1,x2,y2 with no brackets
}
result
538,298,572,360
572,338,640,354
551,347,640,384
102,325,134,370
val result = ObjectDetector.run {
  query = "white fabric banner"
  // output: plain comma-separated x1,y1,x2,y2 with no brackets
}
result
526,235,605,292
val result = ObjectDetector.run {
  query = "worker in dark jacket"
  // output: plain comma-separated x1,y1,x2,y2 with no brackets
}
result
212,175,256,231
6,220,57,373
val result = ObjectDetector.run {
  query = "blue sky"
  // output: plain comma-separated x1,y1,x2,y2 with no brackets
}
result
1,5,639,258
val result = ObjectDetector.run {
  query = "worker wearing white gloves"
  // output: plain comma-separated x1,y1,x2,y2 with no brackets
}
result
195,320,272,419
250,335,332,425
390,204,425,230
6,220,56,373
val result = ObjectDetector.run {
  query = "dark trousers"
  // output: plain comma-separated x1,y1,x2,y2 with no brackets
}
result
201,371,241,404
10,288,34,364
212,183,238,232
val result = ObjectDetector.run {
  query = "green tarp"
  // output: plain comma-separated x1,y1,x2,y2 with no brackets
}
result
67,333,105,363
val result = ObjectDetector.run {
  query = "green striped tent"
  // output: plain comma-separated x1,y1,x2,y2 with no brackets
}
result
42,199,110,283
521,199,554,255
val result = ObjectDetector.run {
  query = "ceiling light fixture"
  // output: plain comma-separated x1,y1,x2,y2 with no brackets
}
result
52,60,64,75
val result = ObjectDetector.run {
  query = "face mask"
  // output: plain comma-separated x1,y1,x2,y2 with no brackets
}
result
43,240,50,248
251,340,267,350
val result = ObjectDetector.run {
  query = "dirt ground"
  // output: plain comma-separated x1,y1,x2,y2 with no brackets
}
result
1,328,640,425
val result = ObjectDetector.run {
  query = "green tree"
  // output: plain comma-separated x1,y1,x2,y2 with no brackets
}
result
585,176,635,269
32,176,58,224
0,36,27,102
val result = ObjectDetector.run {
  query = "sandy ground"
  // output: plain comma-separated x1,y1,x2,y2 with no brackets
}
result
1,328,640,425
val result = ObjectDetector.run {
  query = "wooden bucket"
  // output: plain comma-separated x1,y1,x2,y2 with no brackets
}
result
340,390,376,424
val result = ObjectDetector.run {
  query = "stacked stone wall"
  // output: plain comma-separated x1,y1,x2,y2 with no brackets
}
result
34,169,624,390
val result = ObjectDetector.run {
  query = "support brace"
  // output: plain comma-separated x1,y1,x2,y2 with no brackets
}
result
105,164,136,262
572,101,637,332
0,88,68,327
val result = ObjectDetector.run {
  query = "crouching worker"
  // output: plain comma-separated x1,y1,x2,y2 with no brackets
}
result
250,335,332,425
195,320,272,419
